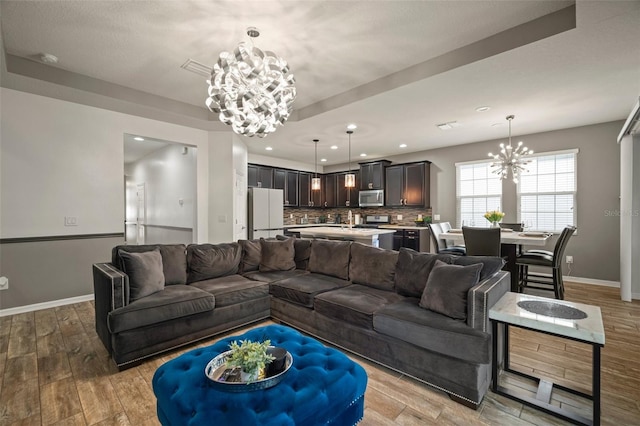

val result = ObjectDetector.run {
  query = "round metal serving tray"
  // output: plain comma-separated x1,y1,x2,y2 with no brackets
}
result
204,347,293,392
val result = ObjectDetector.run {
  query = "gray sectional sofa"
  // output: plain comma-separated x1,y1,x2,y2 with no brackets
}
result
93,237,509,408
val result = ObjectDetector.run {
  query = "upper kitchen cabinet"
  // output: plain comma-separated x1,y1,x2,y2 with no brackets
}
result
359,160,390,190
323,174,337,208
385,162,431,207
298,172,313,207
248,164,273,188
336,171,360,207
273,168,298,206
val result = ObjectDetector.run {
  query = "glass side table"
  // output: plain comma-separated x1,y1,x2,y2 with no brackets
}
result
489,292,605,426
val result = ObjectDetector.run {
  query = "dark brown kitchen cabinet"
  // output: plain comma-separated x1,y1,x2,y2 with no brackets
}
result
336,171,359,207
273,168,298,206
247,164,273,188
323,174,337,207
359,160,390,190
298,172,313,207
385,162,430,207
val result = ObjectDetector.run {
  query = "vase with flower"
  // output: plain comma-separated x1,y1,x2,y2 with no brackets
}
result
483,210,505,228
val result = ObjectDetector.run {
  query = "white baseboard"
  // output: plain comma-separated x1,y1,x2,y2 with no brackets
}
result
0,294,94,317
563,275,620,288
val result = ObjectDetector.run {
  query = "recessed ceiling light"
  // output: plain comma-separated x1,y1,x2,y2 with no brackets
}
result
399,144,407,148
347,123,357,130
265,146,273,151
476,106,491,112
437,123,452,130
320,158,327,162
331,145,338,150
134,137,144,141
360,153,367,157
491,123,503,127
40,53,58,64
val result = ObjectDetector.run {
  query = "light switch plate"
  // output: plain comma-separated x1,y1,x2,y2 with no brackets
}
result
0,276,8,290
64,216,78,226
434,214,441,221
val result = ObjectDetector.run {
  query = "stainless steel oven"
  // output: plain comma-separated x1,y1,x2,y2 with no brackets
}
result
358,189,384,207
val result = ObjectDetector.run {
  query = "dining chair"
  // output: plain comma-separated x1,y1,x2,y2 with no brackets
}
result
515,226,577,299
461,226,501,256
499,223,523,232
427,223,466,255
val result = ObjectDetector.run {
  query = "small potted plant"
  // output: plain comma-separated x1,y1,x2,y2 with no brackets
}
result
483,210,505,228
226,339,275,382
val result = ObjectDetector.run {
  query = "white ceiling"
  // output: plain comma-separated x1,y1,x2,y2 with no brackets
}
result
2,1,639,167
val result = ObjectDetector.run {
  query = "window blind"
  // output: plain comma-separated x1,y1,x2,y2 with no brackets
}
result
456,161,502,227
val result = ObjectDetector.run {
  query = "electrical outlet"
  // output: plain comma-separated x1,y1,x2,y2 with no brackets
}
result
434,214,441,221
397,214,403,221
64,216,78,226
566,256,574,264
0,276,8,290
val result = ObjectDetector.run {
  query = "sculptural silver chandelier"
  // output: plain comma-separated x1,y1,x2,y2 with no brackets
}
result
205,27,296,138
488,115,533,184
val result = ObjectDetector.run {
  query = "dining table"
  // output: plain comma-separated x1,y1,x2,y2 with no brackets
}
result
440,229,552,292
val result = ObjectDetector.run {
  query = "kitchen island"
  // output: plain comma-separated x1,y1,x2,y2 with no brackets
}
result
285,226,396,249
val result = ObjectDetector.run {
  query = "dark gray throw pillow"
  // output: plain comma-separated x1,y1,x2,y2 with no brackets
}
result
395,248,455,298
112,244,187,285
453,255,505,281
308,240,351,280
187,243,242,283
238,239,262,273
118,248,165,302
419,260,483,320
259,238,296,272
275,235,312,270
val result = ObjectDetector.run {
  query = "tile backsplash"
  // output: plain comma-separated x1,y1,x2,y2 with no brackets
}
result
284,207,433,226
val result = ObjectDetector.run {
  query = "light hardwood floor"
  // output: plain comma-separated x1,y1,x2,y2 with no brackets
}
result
1,282,638,425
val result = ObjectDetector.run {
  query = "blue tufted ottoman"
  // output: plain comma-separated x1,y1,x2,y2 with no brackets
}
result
152,325,368,425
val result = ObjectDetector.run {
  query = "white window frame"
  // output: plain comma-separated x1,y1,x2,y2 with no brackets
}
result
517,148,578,233
455,159,502,228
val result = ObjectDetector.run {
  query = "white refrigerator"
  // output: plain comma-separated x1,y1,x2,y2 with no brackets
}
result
248,187,284,239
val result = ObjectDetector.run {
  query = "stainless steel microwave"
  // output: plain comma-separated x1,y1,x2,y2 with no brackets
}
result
359,190,384,207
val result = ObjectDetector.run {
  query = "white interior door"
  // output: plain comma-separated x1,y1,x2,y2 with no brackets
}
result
136,183,146,245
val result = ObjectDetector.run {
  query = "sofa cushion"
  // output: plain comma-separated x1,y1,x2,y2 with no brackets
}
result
270,273,350,308
189,275,269,307
419,260,483,320
394,248,455,298
108,285,214,334
276,235,312,270
453,255,505,281
113,244,187,285
259,238,296,272
373,298,490,364
349,243,398,291
238,239,262,273
308,240,351,280
314,284,403,330
187,243,242,284
243,269,309,283
118,248,165,301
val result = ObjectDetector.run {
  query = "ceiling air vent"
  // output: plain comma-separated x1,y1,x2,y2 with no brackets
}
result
180,59,213,77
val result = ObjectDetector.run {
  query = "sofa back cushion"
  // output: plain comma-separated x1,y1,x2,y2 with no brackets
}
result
394,248,455,298
419,260,483,320
349,243,398,291
238,239,262,273
308,240,351,280
276,235,312,270
453,255,505,281
259,238,296,272
118,248,165,301
186,243,242,283
112,244,187,285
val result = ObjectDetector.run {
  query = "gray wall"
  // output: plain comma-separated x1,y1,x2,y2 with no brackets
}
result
335,121,622,282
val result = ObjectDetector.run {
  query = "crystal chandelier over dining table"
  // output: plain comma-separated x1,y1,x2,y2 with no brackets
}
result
205,27,296,138
489,115,533,183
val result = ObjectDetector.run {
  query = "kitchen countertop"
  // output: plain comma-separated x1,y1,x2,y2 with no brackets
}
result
283,223,343,228
284,226,396,237
378,225,430,230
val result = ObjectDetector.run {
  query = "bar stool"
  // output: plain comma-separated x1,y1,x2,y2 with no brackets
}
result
515,226,576,299
461,226,501,256
428,223,466,255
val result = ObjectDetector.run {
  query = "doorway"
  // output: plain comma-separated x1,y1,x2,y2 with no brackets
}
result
124,134,197,245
